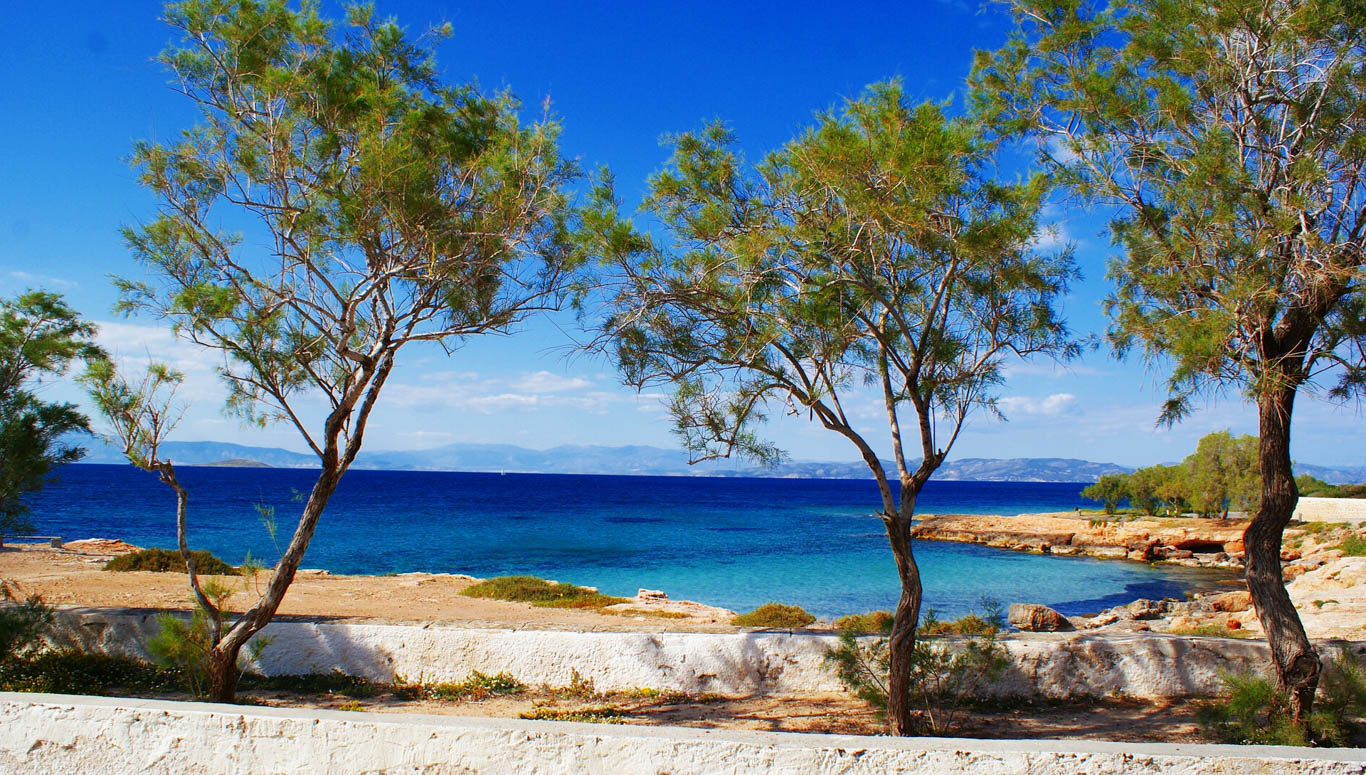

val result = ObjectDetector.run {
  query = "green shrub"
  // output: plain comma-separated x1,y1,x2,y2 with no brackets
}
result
0,592,54,663
104,547,239,575
0,651,180,695
425,671,526,701
825,599,1010,735
519,705,624,723
460,576,627,610
834,610,894,634
1335,535,1366,557
145,578,270,697
1197,652,1366,746
242,669,379,698
731,603,816,628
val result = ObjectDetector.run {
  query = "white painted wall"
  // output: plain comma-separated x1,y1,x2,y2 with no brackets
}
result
2,694,1363,775
1294,497,1366,524
45,607,1361,699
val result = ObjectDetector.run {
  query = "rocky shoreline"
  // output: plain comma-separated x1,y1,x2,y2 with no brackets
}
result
913,512,1366,641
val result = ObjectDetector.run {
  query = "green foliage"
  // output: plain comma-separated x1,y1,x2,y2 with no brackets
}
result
460,576,628,610
834,611,894,635
1081,474,1129,515
0,591,54,663
825,600,1010,735
1336,535,1366,557
0,651,181,695
423,671,526,701
730,603,816,628
974,0,1366,417
519,706,625,723
242,670,379,698
1198,652,1366,746
146,578,269,697
1184,431,1258,517
103,547,239,575
0,291,104,545
1163,624,1255,639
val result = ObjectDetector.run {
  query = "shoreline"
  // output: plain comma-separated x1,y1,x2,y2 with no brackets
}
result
4,510,1362,640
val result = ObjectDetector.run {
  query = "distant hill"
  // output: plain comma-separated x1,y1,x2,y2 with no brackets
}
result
199,458,272,468
68,436,1366,484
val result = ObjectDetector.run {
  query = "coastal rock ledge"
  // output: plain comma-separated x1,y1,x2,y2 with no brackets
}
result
1008,603,1072,632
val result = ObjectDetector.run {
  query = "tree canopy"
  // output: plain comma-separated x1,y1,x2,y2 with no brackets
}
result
595,82,1077,734
115,0,585,702
0,292,103,546
973,0,1366,722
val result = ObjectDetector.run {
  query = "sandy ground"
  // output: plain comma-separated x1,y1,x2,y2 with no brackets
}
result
0,542,736,632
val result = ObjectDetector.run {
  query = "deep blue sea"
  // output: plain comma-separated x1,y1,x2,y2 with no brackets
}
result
25,464,1234,618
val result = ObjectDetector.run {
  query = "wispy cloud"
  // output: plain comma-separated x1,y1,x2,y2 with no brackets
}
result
7,270,76,288
997,392,1078,417
513,370,592,393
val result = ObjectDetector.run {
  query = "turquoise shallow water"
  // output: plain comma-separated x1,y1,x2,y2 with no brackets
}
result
28,464,1234,618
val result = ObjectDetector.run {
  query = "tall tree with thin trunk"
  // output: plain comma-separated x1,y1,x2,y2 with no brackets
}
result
973,0,1366,720
118,0,583,702
0,292,104,547
592,83,1078,735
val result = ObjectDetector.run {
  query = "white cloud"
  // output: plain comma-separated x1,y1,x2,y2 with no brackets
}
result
513,370,592,393
997,392,1078,417
7,270,75,288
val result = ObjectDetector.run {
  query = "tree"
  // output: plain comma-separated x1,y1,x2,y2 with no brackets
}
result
974,0,1366,719
1185,430,1258,518
0,292,103,547
1081,473,1129,515
593,83,1077,735
116,0,582,702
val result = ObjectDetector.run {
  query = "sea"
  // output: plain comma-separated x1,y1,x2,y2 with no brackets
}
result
24,464,1236,619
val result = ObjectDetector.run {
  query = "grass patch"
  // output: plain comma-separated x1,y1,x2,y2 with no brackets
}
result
834,610,894,634
104,547,239,575
731,603,815,628
601,608,691,620
520,705,624,723
1335,534,1366,557
1165,624,1255,639
460,576,627,610
623,687,725,704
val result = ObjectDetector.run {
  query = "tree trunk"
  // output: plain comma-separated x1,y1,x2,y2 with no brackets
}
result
883,485,924,736
205,464,344,702
206,645,239,704
1245,385,1319,720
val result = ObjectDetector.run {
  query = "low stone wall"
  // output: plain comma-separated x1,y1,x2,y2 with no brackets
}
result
1295,497,1366,524
3,694,1363,775
44,607,1363,699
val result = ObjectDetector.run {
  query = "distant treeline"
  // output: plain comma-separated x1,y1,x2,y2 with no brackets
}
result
1082,430,1366,517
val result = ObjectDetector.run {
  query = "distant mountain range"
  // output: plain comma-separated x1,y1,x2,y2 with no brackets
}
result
70,437,1366,484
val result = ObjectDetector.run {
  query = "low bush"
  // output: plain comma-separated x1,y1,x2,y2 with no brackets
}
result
460,576,627,610
1164,623,1255,639
0,651,180,695
834,611,894,635
0,591,54,663
519,705,624,723
825,599,1010,735
242,669,379,699
1197,652,1366,746
424,671,526,701
731,603,816,628
103,547,239,575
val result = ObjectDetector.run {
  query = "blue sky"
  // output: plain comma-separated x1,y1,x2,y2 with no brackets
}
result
1,0,1361,468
